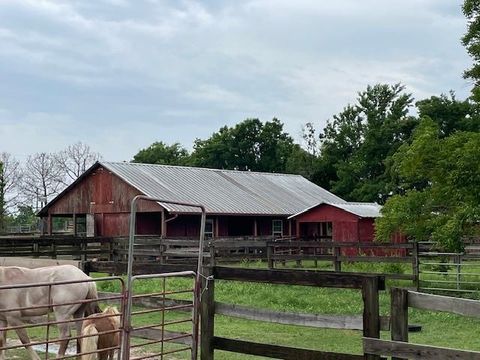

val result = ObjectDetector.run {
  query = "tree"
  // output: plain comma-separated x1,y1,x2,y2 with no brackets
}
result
132,141,190,165
191,118,296,172
317,84,418,202
21,153,63,210
56,142,101,186
463,0,480,100
375,118,480,250
416,92,480,136
0,153,21,230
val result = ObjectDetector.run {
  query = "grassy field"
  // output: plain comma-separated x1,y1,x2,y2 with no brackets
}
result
6,261,480,359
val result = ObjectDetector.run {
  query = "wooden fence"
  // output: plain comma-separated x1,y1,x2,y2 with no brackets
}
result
4,235,480,291
363,287,480,359
200,266,385,360
0,236,112,260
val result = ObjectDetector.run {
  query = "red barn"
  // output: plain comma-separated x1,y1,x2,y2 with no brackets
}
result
38,162,402,250
289,202,404,255
38,162,346,238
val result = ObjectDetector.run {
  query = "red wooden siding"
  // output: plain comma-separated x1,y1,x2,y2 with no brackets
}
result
48,166,162,215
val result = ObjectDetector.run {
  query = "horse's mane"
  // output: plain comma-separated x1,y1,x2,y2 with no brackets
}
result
102,306,120,328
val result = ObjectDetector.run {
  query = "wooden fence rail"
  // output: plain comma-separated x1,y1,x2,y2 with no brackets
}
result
364,287,480,360
200,266,384,360
5,235,480,291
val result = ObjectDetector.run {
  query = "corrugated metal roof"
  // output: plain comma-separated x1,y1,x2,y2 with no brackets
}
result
331,202,382,218
288,202,382,219
100,162,346,215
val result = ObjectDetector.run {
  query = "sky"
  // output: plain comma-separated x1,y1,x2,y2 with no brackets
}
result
0,0,473,162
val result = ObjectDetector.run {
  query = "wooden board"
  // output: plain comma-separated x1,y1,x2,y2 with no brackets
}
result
408,291,480,318
213,266,386,290
214,302,390,331
214,337,363,360
363,338,480,360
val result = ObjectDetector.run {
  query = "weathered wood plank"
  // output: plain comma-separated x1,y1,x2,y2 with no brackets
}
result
362,277,381,360
269,241,413,249
213,266,386,290
214,337,363,360
86,261,196,274
391,288,408,360
363,338,480,360
337,256,412,263
214,302,390,331
408,291,480,318
201,267,215,360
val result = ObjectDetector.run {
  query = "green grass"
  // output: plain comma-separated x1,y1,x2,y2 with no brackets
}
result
7,262,480,359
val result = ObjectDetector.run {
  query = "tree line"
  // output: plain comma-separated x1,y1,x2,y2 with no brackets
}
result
0,142,100,231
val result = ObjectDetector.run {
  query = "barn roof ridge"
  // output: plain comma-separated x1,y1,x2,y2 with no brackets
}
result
104,161,305,178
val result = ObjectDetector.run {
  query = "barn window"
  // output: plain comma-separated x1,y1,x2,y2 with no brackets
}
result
205,219,214,238
272,219,283,237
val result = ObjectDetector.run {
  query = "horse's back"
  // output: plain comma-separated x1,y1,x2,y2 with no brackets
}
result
0,264,88,284
0,265,93,317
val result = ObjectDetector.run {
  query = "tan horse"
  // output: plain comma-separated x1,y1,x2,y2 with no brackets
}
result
80,306,121,360
0,265,100,360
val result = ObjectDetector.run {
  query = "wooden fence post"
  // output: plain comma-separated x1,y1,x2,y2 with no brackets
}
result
362,276,380,360
201,267,215,360
334,245,342,272
267,244,274,269
412,242,419,290
390,287,408,360
209,243,216,267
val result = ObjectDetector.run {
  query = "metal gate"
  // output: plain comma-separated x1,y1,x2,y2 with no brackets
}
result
122,195,206,360
0,196,207,360
0,275,126,359
418,251,480,294
123,271,198,360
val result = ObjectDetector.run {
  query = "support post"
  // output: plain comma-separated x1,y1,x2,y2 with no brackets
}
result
209,243,215,267
334,245,342,272
47,214,52,235
267,243,274,269
455,254,461,290
161,209,167,238
390,287,408,360
73,213,77,237
201,267,215,360
412,242,419,290
362,276,380,360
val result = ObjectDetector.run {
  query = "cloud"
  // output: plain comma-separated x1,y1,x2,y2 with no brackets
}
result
0,0,472,162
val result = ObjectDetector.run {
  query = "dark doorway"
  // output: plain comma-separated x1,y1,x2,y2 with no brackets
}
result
227,217,254,236
299,222,332,240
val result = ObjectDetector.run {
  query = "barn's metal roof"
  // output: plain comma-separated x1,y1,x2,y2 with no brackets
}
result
331,202,382,218
100,161,346,215
288,202,382,219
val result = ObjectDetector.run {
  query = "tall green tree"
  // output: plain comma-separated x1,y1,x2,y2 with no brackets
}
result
416,92,480,135
191,118,296,172
132,141,190,165
463,0,480,100
317,84,418,202
376,118,480,250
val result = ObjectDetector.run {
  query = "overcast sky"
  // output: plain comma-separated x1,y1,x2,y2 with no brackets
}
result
0,0,473,161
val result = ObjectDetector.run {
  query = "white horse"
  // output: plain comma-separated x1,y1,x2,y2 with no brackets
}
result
0,265,101,360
